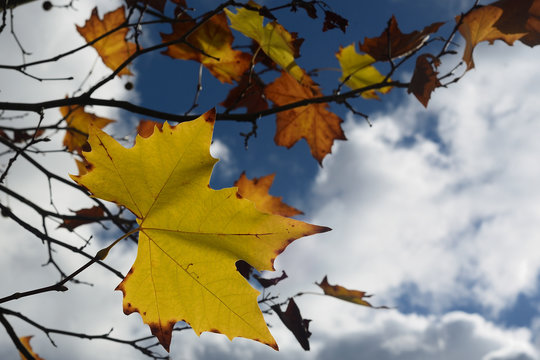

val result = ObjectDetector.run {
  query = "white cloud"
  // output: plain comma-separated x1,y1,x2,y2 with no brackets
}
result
279,41,540,313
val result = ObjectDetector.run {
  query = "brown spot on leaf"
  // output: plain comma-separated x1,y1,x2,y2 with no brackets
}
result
149,320,177,352
204,108,216,124
236,192,243,199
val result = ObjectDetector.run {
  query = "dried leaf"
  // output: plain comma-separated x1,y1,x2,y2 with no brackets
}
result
271,299,311,350
254,270,287,288
161,13,251,83
76,7,136,77
323,10,348,33
336,44,391,99
457,5,526,70
264,71,346,164
60,104,114,154
58,206,105,231
234,172,302,217
407,54,441,107
360,16,444,61
71,109,330,351
317,276,387,308
221,73,268,113
225,2,305,82
491,0,540,47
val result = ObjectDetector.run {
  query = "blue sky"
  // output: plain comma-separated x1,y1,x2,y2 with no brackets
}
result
1,0,540,359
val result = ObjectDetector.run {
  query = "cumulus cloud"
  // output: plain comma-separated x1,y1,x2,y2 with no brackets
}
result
278,41,540,313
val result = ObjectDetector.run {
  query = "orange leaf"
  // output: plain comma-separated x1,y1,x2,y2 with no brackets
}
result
76,7,136,77
490,0,540,47
221,73,268,113
264,71,346,164
60,104,114,153
58,206,105,231
19,336,45,360
234,172,302,217
360,15,444,61
407,54,441,107
316,276,387,308
457,5,526,70
161,13,251,83
136,120,164,139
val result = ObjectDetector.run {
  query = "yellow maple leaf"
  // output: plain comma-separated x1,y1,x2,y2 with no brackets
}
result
234,172,303,217
161,13,251,83
70,109,330,351
336,44,392,99
19,336,45,360
264,71,346,164
60,104,115,153
76,6,137,77
225,2,305,82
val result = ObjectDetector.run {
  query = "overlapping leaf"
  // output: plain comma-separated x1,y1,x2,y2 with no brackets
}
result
77,7,136,77
60,105,114,154
264,71,346,164
234,172,302,217
58,206,105,231
491,0,540,47
225,2,305,82
359,16,444,60
271,299,311,350
221,73,268,113
161,13,251,84
336,44,391,99
457,5,526,70
71,109,330,351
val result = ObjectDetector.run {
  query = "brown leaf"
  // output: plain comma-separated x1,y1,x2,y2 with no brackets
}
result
491,0,540,47
271,299,311,350
264,71,346,164
161,13,251,83
221,73,268,113
360,15,445,61
235,260,254,280
234,172,302,217
19,336,45,360
254,270,287,288
76,7,137,77
317,276,388,308
408,54,441,107
58,206,105,231
323,10,348,33
457,5,527,70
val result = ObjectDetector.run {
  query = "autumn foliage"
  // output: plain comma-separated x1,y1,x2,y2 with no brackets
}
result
1,0,539,358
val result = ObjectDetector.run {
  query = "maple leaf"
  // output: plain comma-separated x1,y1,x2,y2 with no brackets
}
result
234,172,302,217
58,206,105,231
71,109,330,351
316,276,387,309
77,7,137,77
60,104,114,154
254,270,287,288
457,5,527,70
161,13,251,84
137,119,164,138
490,0,540,47
19,336,45,360
225,2,305,82
407,54,441,107
323,10,349,33
271,299,311,350
221,73,269,113
264,71,346,164
359,16,444,61
336,44,391,99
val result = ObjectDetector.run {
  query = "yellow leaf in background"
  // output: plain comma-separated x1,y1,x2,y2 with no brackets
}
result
161,13,251,83
225,2,305,82
76,6,136,77
71,109,330,351
60,104,115,154
336,44,392,99
19,336,45,360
